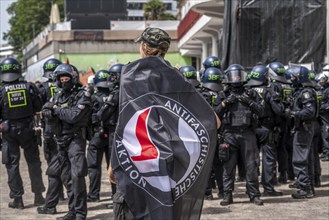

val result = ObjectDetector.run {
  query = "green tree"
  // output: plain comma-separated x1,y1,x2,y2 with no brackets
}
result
3,0,64,59
143,0,176,20
158,12,176,20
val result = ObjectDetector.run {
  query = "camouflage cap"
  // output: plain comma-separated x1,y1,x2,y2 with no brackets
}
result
135,27,171,48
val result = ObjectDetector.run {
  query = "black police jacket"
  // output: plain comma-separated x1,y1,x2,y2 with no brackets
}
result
0,80,42,120
51,87,92,135
292,87,317,122
97,87,119,130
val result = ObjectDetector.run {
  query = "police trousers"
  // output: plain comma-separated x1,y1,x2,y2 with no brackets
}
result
222,129,261,199
43,130,65,206
45,135,88,218
1,121,45,198
86,131,113,199
256,126,278,192
292,122,314,191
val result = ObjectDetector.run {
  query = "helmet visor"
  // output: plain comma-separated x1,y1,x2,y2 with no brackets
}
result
226,70,248,83
54,64,73,75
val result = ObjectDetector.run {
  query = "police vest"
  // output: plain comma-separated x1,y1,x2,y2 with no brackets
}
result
281,84,294,107
253,87,273,118
200,89,221,108
222,101,253,127
293,87,317,120
107,89,119,127
1,82,34,120
94,91,112,128
42,81,57,101
55,88,91,132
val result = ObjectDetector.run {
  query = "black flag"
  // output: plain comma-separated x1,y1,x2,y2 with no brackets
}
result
112,56,217,220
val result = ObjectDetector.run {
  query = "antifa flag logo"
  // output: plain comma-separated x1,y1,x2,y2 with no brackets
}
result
114,93,210,205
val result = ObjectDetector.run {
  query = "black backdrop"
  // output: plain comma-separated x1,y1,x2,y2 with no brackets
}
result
220,0,326,71
65,0,127,29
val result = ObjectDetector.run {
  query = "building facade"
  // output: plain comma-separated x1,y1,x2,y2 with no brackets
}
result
0,44,14,60
127,0,177,20
22,20,191,82
177,0,224,70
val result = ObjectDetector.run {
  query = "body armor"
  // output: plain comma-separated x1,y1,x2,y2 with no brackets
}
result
1,81,34,120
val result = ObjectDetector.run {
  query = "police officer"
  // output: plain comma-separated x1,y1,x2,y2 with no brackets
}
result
282,68,296,182
246,65,284,196
39,58,62,103
218,64,264,206
199,56,221,82
203,56,221,70
285,66,317,199
308,70,322,189
39,58,65,196
317,70,329,162
179,65,201,89
86,69,113,202
38,59,61,152
0,57,45,209
97,64,122,209
37,59,66,215
268,61,290,183
198,67,225,199
40,64,92,220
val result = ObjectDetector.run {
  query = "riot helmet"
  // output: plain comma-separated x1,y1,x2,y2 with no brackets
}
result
201,67,223,91
315,65,329,87
203,56,221,70
246,65,269,87
286,66,300,88
224,64,248,87
289,66,312,87
54,64,80,89
316,71,329,87
199,68,205,82
284,70,292,84
0,57,22,82
94,70,111,88
308,70,318,88
179,65,200,87
268,62,288,84
108,64,124,84
43,58,62,80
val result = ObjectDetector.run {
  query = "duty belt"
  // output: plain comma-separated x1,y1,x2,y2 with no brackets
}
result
224,126,251,133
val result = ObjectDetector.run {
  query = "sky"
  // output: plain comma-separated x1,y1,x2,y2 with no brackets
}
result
0,0,16,45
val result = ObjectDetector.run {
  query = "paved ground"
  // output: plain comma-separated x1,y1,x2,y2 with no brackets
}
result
0,148,328,220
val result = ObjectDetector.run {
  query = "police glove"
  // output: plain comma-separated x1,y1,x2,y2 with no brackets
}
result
42,102,56,110
284,109,298,118
223,94,237,107
239,94,253,106
42,109,53,119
